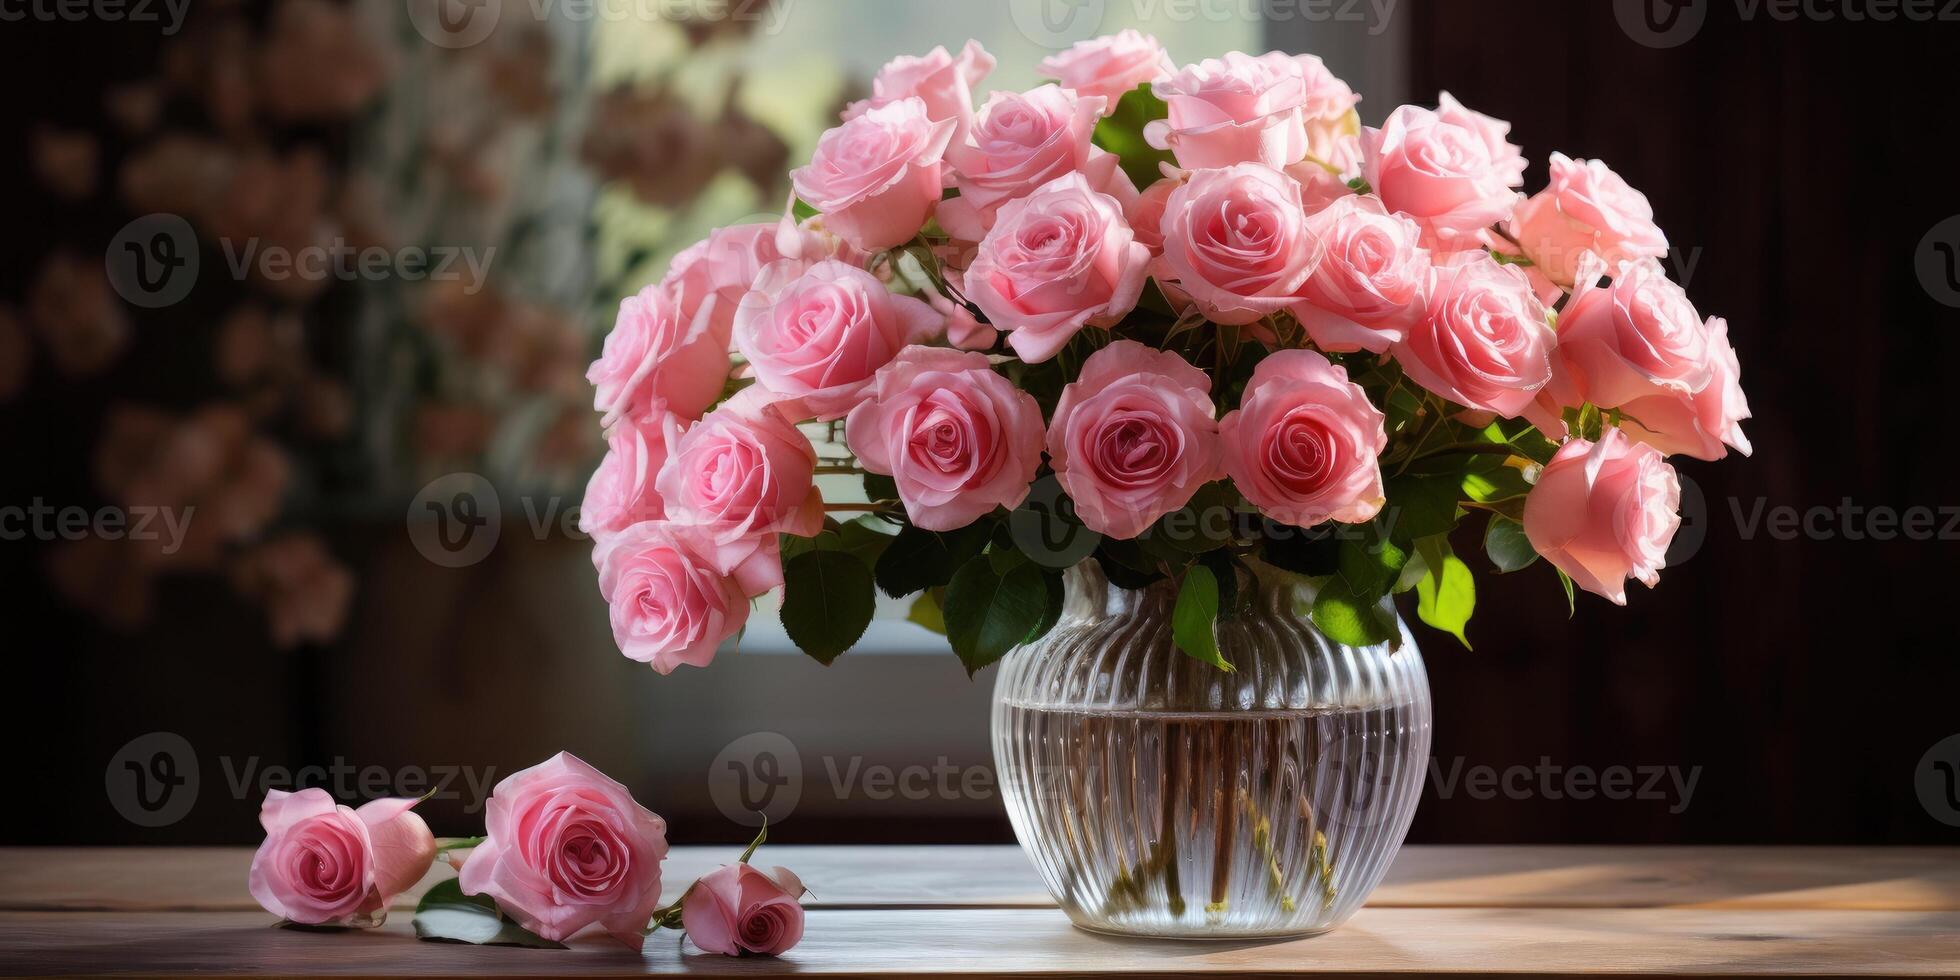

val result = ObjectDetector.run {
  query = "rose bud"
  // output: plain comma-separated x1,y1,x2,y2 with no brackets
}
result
681,863,808,957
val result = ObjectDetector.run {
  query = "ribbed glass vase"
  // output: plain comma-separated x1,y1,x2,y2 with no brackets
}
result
990,558,1432,939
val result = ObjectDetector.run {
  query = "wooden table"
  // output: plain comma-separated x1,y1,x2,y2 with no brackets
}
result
2,846,1957,976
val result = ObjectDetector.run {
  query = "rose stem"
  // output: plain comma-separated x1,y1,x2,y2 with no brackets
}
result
1210,719,1237,912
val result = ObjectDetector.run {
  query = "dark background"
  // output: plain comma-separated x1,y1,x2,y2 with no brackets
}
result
2,0,1958,847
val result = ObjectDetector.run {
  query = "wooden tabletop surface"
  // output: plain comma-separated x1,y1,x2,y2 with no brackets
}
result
2,846,1957,976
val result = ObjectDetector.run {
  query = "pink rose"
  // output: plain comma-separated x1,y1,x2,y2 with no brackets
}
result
661,220,854,343
1292,54,1363,172
656,398,823,591
793,98,955,253
681,863,807,957
1220,350,1387,528
1507,153,1668,288
1523,428,1682,605
937,85,1137,242
1363,92,1526,247
962,172,1151,363
1621,315,1753,461
1293,194,1429,353
1145,51,1311,170
1048,340,1224,539
734,259,943,420
845,347,1044,531
587,283,729,426
1550,255,1715,411
248,788,436,927
579,413,682,544
594,520,750,673
1126,176,1179,256
459,752,669,949
1393,253,1558,423
1153,163,1324,326
843,40,994,143
1037,29,1174,112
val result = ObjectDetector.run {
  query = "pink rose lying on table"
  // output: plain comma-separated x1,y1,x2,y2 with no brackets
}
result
681,863,808,957
458,752,668,950
249,788,436,927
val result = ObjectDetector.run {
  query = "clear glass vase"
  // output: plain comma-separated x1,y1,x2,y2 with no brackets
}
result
990,559,1432,939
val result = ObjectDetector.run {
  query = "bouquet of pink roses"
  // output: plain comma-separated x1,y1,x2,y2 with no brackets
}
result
582,31,1751,674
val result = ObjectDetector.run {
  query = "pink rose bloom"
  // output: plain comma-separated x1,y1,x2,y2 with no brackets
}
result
655,398,823,592
1393,253,1558,423
1621,315,1753,461
734,259,943,420
459,753,669,949
845,347,1044,531
843,40,995,143
962,172,1151,363
1293,194,1429,353
1127,176,1179,256
1048,341,1224,539
1220,350,1386,528
1153,163,1325,326
587,283,729,426
661,220,854,344
937,85,1137,242
579,413,682,545
1507,153,1668,288
248,788,436,927
681,863,806,957
1523,428,1682,605
793,98,955,253
594,520,751,673
1146,51,1311,170
1363,92,1527,248
1038,29,1174,112
1551,254,1715,412
1292,54,1363,171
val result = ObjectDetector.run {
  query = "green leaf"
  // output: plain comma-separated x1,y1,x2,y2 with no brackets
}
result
944,558,1048,676
1414,536,1475,649
780,550,876,665
1461,466,1532,504
1311,585,1399,647
1558,568,1577,617
413,879,567,949
1092,84,1175,189
835,517,895,568
1337,528,1408,599
1385,473,1465,543
1172,566,1233,670
873,523,989,598
1146,482,1240,555
1483,515,1539,573
907,589,947,635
